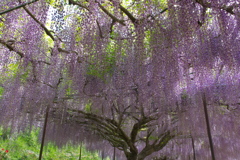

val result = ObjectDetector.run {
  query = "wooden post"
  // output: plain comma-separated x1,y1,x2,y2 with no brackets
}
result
113,147,116,160
102,150,104,160
202,93,215,160
191,136,196,160
79,142,82,160
39,105,50,160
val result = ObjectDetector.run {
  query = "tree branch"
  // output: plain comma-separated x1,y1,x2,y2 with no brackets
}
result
69,0,90,12
97,2,125,26
96,20,104,38
160,8,168,14
37,60,51,65
108,0,138,24
0,39,24,58
145,129,155,146
20,3,55,41
139,131,174,159
109,19,116,36
119,4,138,24
0,0,39,15
66,108,138,154
130,117,153,143
196,0,236,15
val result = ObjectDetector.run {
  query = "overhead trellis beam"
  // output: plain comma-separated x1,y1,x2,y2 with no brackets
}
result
0,0,39,15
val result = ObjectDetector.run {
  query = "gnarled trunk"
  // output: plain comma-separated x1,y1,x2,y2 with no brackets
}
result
126,152,138,160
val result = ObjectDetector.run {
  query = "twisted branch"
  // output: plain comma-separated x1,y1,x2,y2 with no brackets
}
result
0,39,24,58
0,0,39,15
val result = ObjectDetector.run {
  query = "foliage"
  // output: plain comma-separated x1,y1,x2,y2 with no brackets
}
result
0,148,9,160
86,41,117,79
0,87,4,98
0,127,108,160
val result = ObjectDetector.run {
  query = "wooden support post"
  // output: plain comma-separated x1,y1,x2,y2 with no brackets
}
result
191,136,196,160
102,150,104,160
113,147,116,160
79,142,82,160
39,105,50,160
202,93,215,160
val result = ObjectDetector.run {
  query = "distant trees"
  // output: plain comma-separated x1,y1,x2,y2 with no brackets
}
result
0,0,240,159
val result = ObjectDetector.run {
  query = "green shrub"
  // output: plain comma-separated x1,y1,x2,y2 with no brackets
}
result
0,127,109,160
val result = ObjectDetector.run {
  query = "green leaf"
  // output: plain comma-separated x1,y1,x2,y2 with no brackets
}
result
0,87,4,97
84,100,92,113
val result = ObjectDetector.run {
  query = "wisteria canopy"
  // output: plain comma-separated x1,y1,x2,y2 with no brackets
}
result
0,0,240,159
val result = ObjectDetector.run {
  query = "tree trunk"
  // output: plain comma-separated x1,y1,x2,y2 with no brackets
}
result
126,153,138,160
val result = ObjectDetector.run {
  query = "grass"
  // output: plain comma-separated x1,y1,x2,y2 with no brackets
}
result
0,126,110,160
